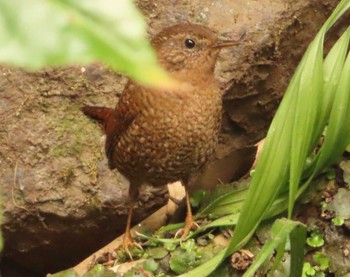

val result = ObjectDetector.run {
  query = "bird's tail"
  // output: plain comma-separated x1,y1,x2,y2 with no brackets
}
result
81,106,114,132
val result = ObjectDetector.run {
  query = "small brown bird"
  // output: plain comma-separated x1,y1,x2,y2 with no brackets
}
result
82,23,241,257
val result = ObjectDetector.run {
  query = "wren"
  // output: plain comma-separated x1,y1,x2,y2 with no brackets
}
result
82,23,241,258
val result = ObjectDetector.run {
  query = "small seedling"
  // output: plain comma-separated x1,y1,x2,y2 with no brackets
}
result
302,262,316,276
325,168,336,180
306,230,324,248
163,242,177,252
180,239,196,252
313,252,330,271
142,259,158,273
332,216,344,226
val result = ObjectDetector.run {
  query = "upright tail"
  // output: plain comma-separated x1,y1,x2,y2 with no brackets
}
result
81,106,114,132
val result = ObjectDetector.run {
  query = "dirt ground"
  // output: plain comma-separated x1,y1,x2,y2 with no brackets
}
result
0,0,349,276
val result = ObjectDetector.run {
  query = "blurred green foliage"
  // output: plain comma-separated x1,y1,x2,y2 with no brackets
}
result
0,0,171,86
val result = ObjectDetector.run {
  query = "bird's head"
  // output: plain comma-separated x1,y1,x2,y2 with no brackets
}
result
151,23,242,76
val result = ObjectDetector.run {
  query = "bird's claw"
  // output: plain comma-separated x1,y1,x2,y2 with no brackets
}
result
175,219,199,240
117,234,143,261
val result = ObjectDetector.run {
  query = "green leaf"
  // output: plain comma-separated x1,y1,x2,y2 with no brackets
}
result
325,169,336,180
243,219,306,277
307,27,350,175
194,191,289,235
0,0,171,86
197,187,247,217
190,190,206,208
332,216,344,226
169,248,197,274
136,231,180,245
313,252,330,271
164,241,178,252
146,247,168,259
269,240,287,274
181,239,196,253
142,259,158,273
290,224,307,277
289,32,324,218
302,262,316,277
184,2,350,276
82,264,118,277
178,250,226,277
225,0,350,265
306,230,324,248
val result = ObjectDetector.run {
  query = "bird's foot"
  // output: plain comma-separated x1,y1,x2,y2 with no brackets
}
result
116,233,143,261
175,216,200,240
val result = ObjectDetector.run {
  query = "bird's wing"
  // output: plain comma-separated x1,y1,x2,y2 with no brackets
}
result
81,92,137,170
105,98,137,169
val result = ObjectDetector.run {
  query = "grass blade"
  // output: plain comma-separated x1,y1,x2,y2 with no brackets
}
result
290,224,307,277
179,250,226,277
289,34,324,217
225,0,350,261
243,219,306,277
318,28,350,132
197,187,248,217
311,28,350,174
162,2,350,277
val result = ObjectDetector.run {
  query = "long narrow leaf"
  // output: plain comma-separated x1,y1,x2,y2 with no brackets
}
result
269,239,287,274
311,29,350,174
198,187,248,217
223,51,301,256
196,192,290,233
179,250,226,277
289,34,324,217
171,1,350,276
226,0,350,262
290,224,307,277
318,28,350,133
322,0,350,32
243,219,306,277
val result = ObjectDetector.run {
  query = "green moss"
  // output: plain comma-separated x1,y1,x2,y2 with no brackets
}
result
50,106,101,158
58,167,75,185
51,146,67,157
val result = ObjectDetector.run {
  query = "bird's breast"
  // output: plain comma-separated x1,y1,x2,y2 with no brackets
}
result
112,88,222,186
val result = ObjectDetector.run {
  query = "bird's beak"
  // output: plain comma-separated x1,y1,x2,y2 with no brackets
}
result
212,32,246,48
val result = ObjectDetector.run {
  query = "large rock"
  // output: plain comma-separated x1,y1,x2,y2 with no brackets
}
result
0,65,168,276
0,0,348,275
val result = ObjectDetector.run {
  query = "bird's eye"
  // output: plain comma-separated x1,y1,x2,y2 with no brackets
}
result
184,38,196,49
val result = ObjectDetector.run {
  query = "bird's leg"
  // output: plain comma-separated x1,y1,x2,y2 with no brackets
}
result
176,186,199,240
122,200,135,258
117,185,141,260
